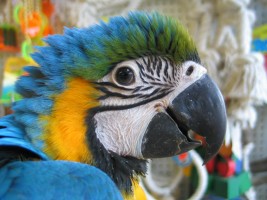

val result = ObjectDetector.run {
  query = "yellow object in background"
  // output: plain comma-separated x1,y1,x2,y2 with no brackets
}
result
4,57,36,73
101,16,110,23
183,165,193,177
253,24,267,40
219,143,232,158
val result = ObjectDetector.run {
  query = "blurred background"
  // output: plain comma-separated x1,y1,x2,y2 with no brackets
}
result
0,0,267,199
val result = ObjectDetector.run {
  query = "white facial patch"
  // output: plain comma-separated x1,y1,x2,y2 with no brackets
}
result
168,61,207,101
94,102,157,158
93,57,207,158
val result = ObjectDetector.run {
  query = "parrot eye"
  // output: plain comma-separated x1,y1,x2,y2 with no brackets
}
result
186,66,194,76
115,66,135,86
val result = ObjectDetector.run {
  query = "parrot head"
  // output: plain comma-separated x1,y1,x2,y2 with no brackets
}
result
14,12,226,194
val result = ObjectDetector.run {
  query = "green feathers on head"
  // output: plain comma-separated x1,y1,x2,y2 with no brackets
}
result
33,11,200,81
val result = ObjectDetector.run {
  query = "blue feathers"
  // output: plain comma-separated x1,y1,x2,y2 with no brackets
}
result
13,65,62,150
0,161,123,200
28,11,197,82
0,115,48,160
13,112,39,127
0,115,25,138
12,97,53,115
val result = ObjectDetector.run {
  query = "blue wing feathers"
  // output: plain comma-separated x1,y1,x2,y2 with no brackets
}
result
0,116,122,199
0,161,123,200
0,116,25,138
0,116,48,160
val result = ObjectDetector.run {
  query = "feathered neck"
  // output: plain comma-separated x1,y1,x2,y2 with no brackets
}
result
86,109,147,194
41,78,100,163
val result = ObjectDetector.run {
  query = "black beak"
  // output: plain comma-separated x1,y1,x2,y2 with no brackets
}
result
141,75,226,164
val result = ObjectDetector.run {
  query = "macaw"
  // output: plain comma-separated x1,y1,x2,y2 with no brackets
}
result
0,12,226,199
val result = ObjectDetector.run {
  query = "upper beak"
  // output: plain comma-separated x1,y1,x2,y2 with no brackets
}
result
141,74,226,164
168,74,226,163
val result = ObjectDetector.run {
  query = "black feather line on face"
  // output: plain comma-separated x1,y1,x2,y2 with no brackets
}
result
136,56,178,86
142,72,156,81
86,111,147,194
139,86,153,92
94,90,171,112
157,57,162,78
146,56,152,74
139,72,149,84
93,82,134,91
162,57,170,79
132,86,143,93
95,86,142,100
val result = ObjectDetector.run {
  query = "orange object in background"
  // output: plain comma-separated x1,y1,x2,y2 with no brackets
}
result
219,143,232,158
42,0,54,18
20,12,43,38
179,153,188,161
14,4,50,38
42,0,54,36
43,25,53,36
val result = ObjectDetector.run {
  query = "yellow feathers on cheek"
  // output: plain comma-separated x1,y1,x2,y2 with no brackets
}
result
40,78,100,163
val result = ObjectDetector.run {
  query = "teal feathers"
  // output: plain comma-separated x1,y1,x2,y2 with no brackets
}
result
31,11,199,82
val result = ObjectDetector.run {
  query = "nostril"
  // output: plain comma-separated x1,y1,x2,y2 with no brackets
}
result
186,66,194,76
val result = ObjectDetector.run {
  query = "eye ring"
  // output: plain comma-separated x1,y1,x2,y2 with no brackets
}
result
114,66,135,86
186,66,194,76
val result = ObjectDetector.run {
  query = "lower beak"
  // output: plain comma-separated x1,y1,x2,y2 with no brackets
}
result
141,75,226,164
